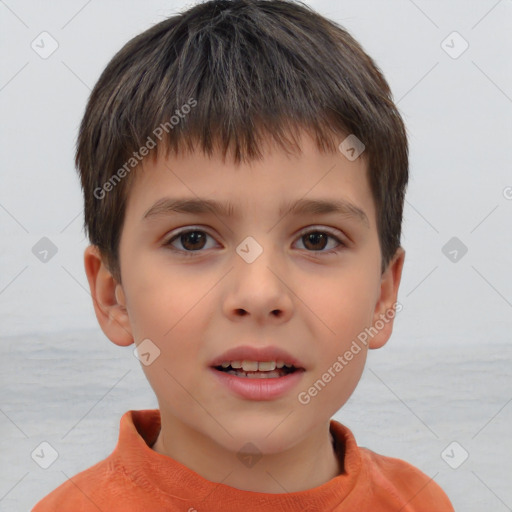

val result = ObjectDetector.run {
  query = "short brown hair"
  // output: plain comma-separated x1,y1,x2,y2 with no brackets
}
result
76,0,408,282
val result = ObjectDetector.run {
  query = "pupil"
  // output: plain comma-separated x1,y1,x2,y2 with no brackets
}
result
182,231,206,250
304,233,327,251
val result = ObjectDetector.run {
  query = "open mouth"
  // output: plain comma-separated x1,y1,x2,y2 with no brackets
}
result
210,358,306,399
213,363,300,379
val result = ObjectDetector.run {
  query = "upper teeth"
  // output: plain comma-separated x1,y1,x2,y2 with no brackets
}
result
220,360,293,371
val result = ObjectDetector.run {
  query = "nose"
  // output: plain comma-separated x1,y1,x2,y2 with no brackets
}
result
223,242,293,324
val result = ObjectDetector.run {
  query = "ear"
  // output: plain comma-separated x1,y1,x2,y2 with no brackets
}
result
83,245,134,347
368,247,405,350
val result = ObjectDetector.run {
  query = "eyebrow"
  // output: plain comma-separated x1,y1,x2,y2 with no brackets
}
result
142,197,369,227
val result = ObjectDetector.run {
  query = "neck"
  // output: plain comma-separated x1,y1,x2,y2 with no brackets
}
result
152,413,343,493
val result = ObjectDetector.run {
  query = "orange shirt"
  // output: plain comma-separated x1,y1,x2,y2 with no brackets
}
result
32,409,454,511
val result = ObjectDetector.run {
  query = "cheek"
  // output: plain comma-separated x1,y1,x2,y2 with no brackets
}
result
301,266,378,341
298,339,368,418
123,257,211,338
127,281,207,415
296,267,376,410
123,261,213,371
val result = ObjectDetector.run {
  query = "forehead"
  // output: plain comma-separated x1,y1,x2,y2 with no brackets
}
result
124,131,375,229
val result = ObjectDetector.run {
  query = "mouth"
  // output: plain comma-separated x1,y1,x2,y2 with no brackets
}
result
209,345,306,399
209,359,305,400
212,360,302,379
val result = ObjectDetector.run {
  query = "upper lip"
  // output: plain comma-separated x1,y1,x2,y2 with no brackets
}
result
209,345,306,370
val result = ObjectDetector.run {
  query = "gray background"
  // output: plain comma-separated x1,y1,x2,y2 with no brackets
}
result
1,0,511,510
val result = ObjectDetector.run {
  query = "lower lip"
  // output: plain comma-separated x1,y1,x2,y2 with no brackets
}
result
209,367,305,401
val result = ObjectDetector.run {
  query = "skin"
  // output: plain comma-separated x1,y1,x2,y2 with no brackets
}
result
84,129,405,494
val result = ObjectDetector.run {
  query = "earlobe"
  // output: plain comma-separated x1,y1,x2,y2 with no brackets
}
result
83,245,134,347
368,247,405,350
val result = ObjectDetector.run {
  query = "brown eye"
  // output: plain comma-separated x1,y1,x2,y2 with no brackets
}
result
165,229,216,254
302,232,329,251
295,229,345,254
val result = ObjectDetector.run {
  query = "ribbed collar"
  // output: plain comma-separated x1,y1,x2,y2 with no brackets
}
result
111,409,363,511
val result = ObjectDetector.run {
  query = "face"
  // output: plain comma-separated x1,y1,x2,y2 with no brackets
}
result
105,131,400,454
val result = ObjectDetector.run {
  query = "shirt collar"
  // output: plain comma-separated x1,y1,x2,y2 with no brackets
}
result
112,409,362,509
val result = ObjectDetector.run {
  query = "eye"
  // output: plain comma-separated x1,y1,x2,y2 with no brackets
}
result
294,228,346,255
163,227,346,256
164,228,217,255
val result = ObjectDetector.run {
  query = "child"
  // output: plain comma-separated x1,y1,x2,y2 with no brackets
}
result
33,0,454,510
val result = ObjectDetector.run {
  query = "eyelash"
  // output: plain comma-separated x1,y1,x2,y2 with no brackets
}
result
163,226,346,257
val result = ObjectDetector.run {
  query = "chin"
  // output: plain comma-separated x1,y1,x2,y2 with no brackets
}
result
216,416,304,454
